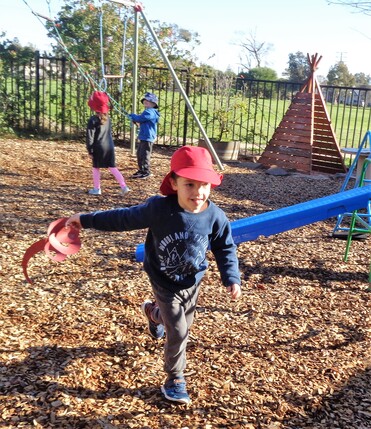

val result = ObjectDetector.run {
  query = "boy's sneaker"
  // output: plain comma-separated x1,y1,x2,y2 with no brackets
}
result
121,186,130,195
140,300,164,340
137,172,152,179
161,378,191,404
88,188,101,195
132,170,143,178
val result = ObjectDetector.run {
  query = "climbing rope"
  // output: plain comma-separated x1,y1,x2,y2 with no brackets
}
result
99,6,108,91
119,7,129,93
21,0,131,118
98,1,130,93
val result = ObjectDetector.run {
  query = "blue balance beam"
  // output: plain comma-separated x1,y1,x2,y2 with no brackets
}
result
135,186,371,262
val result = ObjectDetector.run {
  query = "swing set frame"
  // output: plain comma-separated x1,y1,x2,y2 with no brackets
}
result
27,0,224,169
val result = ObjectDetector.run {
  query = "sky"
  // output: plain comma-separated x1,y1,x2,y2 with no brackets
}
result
2,0,371,78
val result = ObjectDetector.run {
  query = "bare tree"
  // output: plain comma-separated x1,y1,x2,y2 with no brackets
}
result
327,1,371,15
237,29,273,70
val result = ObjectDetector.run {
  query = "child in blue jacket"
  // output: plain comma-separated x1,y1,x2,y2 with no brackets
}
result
65,146,241,405
128,92,160,179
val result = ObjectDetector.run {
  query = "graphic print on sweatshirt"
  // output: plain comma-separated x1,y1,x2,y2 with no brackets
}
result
158,229,209,281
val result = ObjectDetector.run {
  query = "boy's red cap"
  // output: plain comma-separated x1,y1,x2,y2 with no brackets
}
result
88,91,110,113
160,146,223,195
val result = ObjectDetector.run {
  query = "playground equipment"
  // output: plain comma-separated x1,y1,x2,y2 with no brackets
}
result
98,3,130,93
22,186,371,283
343,157,371,281
135,186,371,267
259,53,346,175
22,0,132,117
332,130,371,237
24,0,224,169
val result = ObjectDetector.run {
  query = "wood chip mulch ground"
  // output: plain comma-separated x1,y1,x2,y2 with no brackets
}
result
0,138,370,429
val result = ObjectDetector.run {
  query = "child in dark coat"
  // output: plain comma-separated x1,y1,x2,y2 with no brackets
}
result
86,91,129,195
66,146,241,405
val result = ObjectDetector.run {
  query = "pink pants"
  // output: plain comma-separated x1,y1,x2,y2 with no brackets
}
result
92,167,127,189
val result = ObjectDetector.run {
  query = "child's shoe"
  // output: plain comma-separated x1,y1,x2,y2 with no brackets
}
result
137,172,152,179
161,378,191,404
132,170,143,178
121,186,130,195
88,188,101,195
140,300,164,340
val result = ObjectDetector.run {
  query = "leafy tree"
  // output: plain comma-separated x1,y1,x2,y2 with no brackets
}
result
199,71,247,142
47,0,134,74
0,34,37,62
327,61,355,86
353,72,371,86
147,21,201,68
0,34,39,133
46,0,200,75
238,67,278,99
196,63,217,75
242,67,277,81
282,52,311,82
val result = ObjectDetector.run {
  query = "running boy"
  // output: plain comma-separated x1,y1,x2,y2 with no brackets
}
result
65,146,241,404
128,92,160,179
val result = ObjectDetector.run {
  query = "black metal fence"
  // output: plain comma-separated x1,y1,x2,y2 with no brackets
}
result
1,52,370,157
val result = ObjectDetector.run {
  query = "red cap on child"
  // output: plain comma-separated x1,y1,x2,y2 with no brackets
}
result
160,146,223,195
88,91,110,113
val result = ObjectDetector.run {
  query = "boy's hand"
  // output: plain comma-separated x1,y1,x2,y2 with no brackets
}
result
227,284,241,300
128,114,139,126
65,214,83,230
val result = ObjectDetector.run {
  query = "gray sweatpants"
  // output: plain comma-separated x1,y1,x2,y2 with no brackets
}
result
136,140,153,174
150,280,201,382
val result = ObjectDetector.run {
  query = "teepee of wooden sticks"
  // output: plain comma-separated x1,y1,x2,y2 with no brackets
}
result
259,53,347,175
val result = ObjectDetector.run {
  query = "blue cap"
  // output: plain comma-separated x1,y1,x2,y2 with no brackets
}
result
141,92,158,108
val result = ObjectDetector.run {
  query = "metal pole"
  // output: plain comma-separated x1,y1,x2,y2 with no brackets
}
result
138,9,224,170
35,51,40,132
130,8,139,156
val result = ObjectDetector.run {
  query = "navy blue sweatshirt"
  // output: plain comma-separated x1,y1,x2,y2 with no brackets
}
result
80,195,241,291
